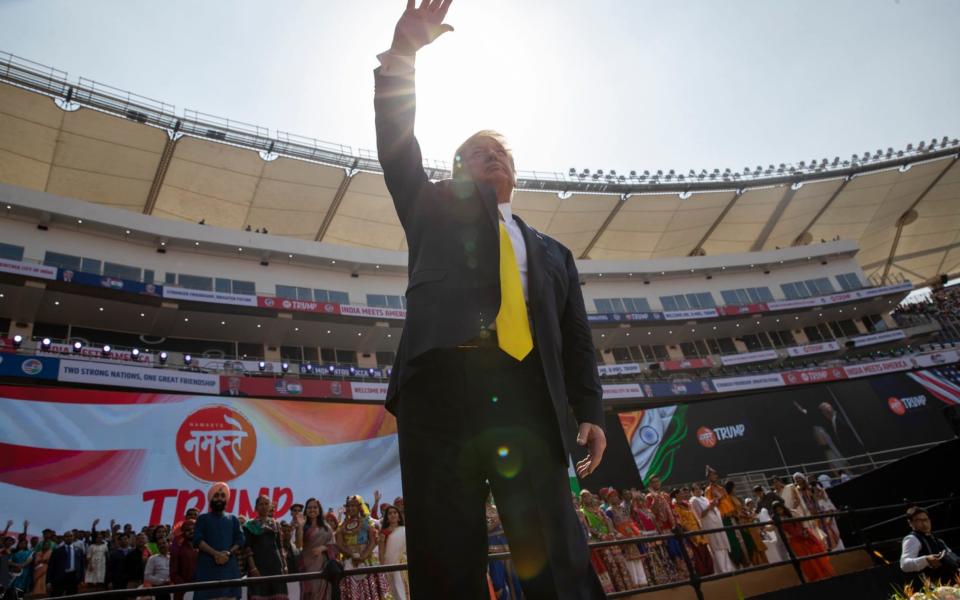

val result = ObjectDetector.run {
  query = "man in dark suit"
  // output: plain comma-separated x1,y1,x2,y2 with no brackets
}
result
47,530,84,596
375,2,607,598
817,401,861,457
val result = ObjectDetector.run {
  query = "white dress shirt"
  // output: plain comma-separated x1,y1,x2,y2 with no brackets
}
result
143,553,170,585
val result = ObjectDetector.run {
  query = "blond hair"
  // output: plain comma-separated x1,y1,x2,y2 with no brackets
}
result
452,129,516,184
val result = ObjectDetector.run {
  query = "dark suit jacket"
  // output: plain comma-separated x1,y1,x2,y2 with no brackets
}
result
47,544,85,585
374,65,604,460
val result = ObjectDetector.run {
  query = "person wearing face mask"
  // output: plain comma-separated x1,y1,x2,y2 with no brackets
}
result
193,482,244,600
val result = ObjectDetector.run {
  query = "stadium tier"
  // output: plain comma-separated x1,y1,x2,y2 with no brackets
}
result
2,49,959,599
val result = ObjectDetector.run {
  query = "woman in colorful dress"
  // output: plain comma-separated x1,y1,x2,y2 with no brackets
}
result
296,498,335,600
772,502,836,582
573,493,614,593
705,468,749,568
244,495,289,600
672,488,714,576
85,523,109,591
378,505,409,600
813,484,844,551
726,481,767,566
627,489,678,584
579,491,636,592
600,488,648,587
485,498,522,600
31,528,56,596
336,495,392,600
10,536,34,594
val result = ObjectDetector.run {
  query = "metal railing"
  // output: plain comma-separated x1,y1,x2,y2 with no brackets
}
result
1,49,958,194
59,497,957,600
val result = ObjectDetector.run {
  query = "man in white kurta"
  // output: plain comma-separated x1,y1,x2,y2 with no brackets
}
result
690,483,735,573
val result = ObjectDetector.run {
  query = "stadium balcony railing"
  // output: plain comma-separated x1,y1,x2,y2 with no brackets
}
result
60,497,959,600
2,334,952,390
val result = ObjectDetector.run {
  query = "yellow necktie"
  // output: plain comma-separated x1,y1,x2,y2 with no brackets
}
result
496,221,533,360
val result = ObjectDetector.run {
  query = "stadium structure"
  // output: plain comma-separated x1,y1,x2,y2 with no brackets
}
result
1,50,959,599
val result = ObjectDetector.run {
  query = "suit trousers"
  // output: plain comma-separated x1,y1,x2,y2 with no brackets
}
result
396,345,607,600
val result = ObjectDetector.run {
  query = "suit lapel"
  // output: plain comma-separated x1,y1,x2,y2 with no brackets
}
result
514,215,546,312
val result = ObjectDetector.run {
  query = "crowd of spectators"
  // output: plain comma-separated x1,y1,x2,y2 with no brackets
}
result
894,284,960,337
1,469,854,600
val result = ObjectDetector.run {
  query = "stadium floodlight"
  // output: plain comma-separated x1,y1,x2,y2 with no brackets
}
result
368,368,375,376
327,364,336,374
349,366,356,376
12,334,23,348
281,362,289,373
258,361,266,372
305,363,313,373
102,345,112,355
183,354,192,365
159,352,168,364
72,341,82,353
131,348,140,358
41,337,52,350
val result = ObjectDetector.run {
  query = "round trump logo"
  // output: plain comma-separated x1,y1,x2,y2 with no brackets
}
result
176,405,257,482
696,426,718,449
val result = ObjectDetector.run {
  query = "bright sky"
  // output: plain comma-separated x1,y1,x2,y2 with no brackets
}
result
2,0,958,175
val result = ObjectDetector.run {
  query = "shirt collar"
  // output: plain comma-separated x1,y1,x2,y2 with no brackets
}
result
498,202,512,223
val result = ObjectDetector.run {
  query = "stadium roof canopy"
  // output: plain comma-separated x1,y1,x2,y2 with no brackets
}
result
1,52,959,285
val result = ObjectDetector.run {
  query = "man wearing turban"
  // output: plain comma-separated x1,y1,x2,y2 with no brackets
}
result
193,483,245,600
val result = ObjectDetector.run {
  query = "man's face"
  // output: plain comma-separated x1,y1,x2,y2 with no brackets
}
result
117,534,129,549
458,136,514,197
772,479,785,492
649,477,661,491
818,402,835,420
181,524,194,542
691,484,702,496
910,513,933,534
228,377,241,393
63,531,75,545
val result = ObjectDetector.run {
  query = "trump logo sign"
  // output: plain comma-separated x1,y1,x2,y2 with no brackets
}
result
176,405,257,482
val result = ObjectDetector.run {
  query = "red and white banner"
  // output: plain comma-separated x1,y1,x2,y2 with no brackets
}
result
719,349,779,366
257,296,340,314
719,303,768,316
163,286,258,307
58,359,221,394
0,385,401,531
781,367,847,386
786,341,841,357
658,357,714,371
851,329,907,347
842,357,913,379
602,384,646,400
712,373,786,392
0,258,58,280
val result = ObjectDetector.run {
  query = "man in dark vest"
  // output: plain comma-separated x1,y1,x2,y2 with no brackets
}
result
374,1,608,598
900,506,959,583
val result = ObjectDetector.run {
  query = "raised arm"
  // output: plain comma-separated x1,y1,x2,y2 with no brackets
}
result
374,0,454,227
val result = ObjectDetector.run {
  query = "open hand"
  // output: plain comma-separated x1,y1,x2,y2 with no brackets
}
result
391,0,454,56
575,423,607,478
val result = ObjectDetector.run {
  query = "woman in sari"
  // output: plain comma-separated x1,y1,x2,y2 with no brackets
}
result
378,506,409,600
484,499,521,600
772,502,835,582
573,493,614,594
580,491,636,592
11,536,34,593
296,498,335,600
244,495,289,600
336,495,392,600
31,528,56,596
813,484,844,551
726,481,767,566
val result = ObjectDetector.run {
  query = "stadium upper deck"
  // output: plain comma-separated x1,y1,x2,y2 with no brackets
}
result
1,50,959,285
